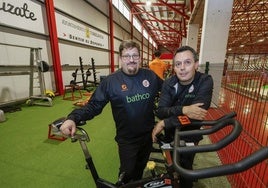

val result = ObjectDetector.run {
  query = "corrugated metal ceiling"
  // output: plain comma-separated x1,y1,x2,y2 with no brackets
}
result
127,0,268,55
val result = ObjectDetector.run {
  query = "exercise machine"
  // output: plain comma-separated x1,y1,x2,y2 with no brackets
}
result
50,118,179,188
50,112,268,188
69,57,99,90
173,115,268,180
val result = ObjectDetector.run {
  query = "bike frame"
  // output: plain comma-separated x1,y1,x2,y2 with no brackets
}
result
51,111,268,188
74,128,178,188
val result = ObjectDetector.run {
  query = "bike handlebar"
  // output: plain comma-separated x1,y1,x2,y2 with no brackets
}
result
172,113,268,179
176,118,242,154
50,117,89,142
50,112,268,181
173,146,268,179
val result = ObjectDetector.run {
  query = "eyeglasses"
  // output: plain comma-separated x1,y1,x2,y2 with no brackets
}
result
121,54,140,61
174,59,194,68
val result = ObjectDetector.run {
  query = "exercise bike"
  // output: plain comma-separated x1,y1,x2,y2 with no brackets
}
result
50,112,268,188
50,118,179,188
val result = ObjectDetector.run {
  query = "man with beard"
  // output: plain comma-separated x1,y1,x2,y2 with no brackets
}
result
60,40,163,184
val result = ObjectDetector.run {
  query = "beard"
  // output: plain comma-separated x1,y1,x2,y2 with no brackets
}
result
124,62,138,75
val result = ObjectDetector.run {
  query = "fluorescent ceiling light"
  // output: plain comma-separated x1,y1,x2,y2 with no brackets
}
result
146,0,152,6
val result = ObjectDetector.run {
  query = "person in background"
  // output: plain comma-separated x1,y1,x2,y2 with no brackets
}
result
60,39,163,184
152,45,214,188
149,50,168,80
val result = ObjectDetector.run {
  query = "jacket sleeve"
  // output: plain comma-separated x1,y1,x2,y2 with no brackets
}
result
163,116,181,129
190,75,213,110
156,80,183,119
67,81,109,124
163,115,202,130
157,74,213,120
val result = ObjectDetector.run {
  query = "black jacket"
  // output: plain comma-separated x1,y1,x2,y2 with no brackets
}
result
67,68,163,144
156,71,213,142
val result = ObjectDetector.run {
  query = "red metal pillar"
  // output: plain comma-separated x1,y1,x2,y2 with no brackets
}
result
45,0,64,95
141,26,144,67
190,0,195,12
109,0,115,73
130,8,134,39
147,40,149,62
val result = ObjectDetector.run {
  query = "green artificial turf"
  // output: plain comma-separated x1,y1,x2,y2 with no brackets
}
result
0,92,231,188
0,94,118,188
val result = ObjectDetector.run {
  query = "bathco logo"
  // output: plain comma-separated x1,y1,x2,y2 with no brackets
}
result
126,93,150,103
0,2,37,21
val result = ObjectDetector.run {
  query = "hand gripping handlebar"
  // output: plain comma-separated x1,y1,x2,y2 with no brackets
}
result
172,112,268,179
50,117,89,142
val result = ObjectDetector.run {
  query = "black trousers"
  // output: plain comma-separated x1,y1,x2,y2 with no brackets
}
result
164,127,198,188
117,133,152,184
179,152,196,188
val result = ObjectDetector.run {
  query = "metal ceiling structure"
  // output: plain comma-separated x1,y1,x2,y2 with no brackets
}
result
227,0,268,54
126,0,268,55
127,0,192,53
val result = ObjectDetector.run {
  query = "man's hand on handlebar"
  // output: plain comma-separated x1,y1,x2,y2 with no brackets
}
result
60,119,77,137
152,120,165,143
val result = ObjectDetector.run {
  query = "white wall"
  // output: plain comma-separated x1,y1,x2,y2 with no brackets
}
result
0,0,51,103
0,0,150,105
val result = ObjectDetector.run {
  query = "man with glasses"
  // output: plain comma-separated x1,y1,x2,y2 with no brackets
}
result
60,39,163,184
152,45,213,188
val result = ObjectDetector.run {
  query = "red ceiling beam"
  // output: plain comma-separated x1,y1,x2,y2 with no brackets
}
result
134,5,185,37
131,3,185,7
157,0,190,20
126,0,189,52
143,19,181,24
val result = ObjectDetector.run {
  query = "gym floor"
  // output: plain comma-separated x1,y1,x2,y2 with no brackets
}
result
0,91,231,188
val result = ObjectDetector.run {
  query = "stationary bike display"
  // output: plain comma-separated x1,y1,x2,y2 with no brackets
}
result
50,112,268,188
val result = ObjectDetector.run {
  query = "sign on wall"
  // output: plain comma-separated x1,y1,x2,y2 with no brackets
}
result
0,0,109,50
56,13,109,50
0,0,46,34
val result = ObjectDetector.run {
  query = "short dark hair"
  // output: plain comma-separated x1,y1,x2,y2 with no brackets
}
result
154,50,161,57
174,46,199,62
119,40,140,56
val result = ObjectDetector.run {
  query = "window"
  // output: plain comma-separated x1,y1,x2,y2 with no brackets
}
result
112,0,156,45
143,30,148,40
133,17,141,33
123,6,130,20
112,0,119,8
